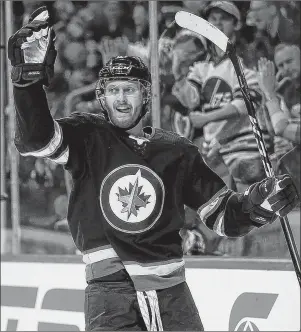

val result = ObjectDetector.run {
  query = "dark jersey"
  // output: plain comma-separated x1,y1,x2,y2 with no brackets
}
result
14,83,259,291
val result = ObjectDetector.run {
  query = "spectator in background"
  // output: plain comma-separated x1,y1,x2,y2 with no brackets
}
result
161,30,207,139
257,47,300,195
157,0,183,74
173,1,269,192
280,1,300,28
245,0,300,68
160,1,183,29
53,0,75,25
62,41,88,70
182,0,210,15
94,1,134,42
171,31,207,88
172,1,269,258
132,2,149,45
258,45,300,149
250,0,300,44
201,1,250,62
158,3,206,139
126,2,150,65
65,14,90,41
274,44,300,128
63,42,97,90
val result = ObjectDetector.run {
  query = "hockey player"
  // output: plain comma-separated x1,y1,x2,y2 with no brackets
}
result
8,7,299,331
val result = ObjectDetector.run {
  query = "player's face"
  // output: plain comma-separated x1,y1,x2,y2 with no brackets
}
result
104,80,144,129
103,1,122,21
275,47,300,80
207,9,237,38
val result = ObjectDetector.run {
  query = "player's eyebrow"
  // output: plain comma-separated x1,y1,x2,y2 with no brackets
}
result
106,83,118,89
106,82,137,89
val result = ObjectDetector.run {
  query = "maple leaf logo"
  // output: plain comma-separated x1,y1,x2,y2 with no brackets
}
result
117,170,151,220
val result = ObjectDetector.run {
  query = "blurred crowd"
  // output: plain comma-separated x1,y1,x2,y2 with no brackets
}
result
6,0,300,255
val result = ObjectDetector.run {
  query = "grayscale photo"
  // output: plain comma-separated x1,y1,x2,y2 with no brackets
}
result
1,1,300,331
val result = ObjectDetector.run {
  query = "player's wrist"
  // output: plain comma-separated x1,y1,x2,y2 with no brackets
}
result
241,180,277,226
11,63,46,86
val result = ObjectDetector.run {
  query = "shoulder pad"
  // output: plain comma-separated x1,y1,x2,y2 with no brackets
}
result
148,127,194,146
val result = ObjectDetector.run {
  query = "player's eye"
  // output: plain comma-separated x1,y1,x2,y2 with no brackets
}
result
107,87,119,94
124,87,137,94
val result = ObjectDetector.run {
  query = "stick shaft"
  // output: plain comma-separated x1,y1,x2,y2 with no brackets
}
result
228,49,301,287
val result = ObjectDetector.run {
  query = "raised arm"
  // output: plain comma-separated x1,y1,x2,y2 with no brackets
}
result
257,58,300,144
8,7,57,151
8,7,84,175
13,84,70,165
183,146,299,237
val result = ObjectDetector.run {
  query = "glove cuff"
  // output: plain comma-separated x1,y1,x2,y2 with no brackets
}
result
11,63,53,87
11,63,48,87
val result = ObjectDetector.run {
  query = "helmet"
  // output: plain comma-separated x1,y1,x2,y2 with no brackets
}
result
96,56,151,104
95,56,152,129
98,56,151,83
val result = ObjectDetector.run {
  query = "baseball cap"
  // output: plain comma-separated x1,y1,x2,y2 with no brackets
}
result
203,1,241,23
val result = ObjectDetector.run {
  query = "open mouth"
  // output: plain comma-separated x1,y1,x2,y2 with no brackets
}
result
116,105,132,113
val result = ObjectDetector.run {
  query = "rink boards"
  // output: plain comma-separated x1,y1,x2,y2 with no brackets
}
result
1,255,300,331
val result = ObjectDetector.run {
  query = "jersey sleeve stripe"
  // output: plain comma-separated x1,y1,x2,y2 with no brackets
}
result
197,186,229,223
20,121,63,157
49,146,69,165
212,210,226,236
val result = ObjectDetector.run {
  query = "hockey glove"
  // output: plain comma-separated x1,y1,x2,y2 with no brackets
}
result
242,174,299,226
8,6,57,87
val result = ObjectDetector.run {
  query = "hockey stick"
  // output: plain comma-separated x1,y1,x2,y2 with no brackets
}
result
175,11,301,287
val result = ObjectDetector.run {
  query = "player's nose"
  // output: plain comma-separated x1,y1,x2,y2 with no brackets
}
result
117,89,126,102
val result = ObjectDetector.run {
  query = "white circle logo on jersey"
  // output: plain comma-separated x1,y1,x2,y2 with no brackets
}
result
100,164,165,233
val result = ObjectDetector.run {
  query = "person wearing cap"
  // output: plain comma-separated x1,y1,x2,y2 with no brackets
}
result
202,1,250,61
172,1,271,193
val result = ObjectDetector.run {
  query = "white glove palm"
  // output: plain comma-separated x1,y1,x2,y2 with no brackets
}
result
21,10,50,63
8,6,57,86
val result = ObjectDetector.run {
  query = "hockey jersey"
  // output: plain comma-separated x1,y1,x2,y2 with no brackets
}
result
172,56,271,155
14,83,260,291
